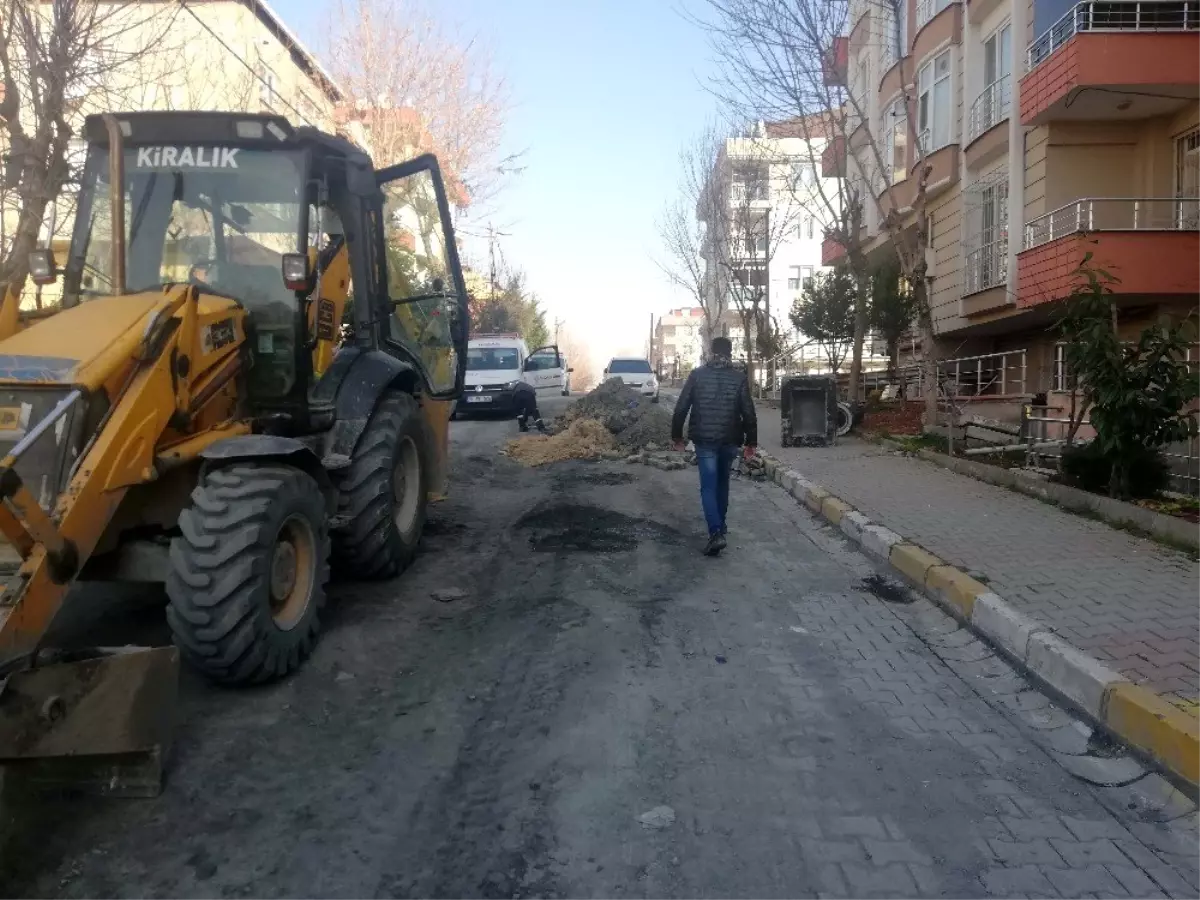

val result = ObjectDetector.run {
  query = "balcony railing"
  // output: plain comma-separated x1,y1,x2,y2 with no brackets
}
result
938,349,1028,397
1023,197,1200,250
916,0,954,29
1026,0,1200,70
967,75,1011,142
964,231,1009,294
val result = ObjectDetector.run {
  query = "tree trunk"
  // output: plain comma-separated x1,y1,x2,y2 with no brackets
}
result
847,271,869,406
0,195,50,288
742,316,756,392
914,277,938,428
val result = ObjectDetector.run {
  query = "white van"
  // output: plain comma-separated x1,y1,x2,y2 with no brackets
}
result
458,334,571,415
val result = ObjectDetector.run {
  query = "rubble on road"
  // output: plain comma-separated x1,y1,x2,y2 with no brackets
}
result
503,418,617,467
504,379,681,467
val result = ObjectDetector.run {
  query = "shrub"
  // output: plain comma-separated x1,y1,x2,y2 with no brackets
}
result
1059,442,1170,499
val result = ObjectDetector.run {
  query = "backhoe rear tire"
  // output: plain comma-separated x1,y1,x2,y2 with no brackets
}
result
331,390,428,580
166,464,330,685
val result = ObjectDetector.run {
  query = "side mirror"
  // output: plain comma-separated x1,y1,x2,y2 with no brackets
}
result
28,249,57,286
281,253,312,292
568,367,575,374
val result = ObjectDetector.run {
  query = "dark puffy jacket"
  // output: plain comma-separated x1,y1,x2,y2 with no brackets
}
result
671,360,758,447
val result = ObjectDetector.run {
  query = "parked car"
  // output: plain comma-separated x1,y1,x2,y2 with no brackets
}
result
602,357,659,402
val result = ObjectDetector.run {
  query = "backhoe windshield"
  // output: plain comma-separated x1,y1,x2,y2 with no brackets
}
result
67,145,304,299
66,145,306,397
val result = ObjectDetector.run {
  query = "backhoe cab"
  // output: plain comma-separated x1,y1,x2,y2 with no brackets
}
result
0,111,468,794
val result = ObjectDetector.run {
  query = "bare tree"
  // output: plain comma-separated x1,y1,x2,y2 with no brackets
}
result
0,0,183,287
655,123,729,352
693,0,942,424
324,0,517,213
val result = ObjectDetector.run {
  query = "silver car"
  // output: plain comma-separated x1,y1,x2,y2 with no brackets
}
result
602,357,659,402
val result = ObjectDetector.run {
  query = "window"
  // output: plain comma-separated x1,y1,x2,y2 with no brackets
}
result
801,265,816,291
918,50,952,153
1177,127,1199,197
807,217,815,239
788,266,803,290
792,164,816,189
257,64,277,110
984,23,1012,87
980,181,1009,244
917,0,951,28
733,164,768,202
468,348,519,371
884,98,908,184
883,0,908,67
608,359,653,374
526,350,563,371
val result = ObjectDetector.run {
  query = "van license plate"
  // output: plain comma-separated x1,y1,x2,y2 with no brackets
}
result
466,395,492,403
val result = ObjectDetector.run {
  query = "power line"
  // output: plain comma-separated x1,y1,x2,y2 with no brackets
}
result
175,0,316,128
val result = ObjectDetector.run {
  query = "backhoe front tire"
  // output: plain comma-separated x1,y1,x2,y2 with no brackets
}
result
166,464,330,685
331,390,428,580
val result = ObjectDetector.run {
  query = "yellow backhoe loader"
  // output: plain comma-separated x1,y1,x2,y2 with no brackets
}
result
0,111,469,795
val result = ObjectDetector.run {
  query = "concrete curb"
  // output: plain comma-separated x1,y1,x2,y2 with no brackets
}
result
758,451,1200,790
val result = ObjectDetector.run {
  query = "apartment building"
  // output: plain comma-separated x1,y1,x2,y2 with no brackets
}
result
653,307,706,377
834,0,1198,418
700,119,843,375
2,0,346,303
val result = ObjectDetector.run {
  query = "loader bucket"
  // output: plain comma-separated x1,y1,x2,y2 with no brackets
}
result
0,646,179,798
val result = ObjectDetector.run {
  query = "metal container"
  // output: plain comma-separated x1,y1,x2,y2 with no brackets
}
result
780,375,839,447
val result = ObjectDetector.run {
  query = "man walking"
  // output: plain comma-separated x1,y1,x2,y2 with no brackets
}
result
671,337,758,556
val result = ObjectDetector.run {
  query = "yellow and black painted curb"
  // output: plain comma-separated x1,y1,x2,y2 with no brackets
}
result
758,452,1199,790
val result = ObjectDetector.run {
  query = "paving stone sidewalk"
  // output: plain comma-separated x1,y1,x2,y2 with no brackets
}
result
755,404,1200,714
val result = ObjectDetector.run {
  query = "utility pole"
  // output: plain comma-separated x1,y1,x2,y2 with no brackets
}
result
648,313,655,366
553,317,564,345
485,222,511,305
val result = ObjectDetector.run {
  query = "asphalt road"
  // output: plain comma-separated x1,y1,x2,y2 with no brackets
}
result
1,393,1197,898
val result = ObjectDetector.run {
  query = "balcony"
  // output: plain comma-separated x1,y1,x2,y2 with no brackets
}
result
961,233,1011,316
823,36,849,86
821,235,847,266
821,135,846,178
1017,197,1200,305
1021,0,1199,125
964,233,1008,295
967,75,1011,144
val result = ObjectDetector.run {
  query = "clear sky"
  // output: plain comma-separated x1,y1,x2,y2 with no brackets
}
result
281,0,721,370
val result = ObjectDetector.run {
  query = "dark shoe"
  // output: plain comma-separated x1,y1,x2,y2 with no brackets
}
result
703,533,727,556
535,418,547,433
518,418,529,432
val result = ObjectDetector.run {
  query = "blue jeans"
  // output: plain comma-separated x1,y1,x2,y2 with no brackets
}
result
694,444,738,536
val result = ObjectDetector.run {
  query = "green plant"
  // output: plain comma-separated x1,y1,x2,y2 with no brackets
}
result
1054,255,1199,500
1059,442,1170,499
791,266,856,373
868,259,918,378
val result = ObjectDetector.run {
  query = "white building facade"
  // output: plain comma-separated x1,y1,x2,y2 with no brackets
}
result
699,118,843,378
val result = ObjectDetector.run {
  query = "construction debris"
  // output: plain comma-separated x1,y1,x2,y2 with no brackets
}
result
504,380,680,467
503,418,617,467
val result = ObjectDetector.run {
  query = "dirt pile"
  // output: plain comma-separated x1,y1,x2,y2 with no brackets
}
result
561,380,675,453
503,418,616,467
505,380,680,467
